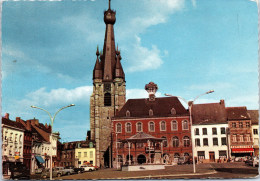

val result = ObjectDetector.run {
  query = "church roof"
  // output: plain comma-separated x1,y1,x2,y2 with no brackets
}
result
114,96,189,119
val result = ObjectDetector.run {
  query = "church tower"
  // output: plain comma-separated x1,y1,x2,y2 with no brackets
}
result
90,0,126,168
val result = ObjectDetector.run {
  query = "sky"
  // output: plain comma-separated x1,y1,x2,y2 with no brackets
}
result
1,0,259,142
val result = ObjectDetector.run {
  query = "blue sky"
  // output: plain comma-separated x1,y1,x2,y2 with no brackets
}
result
1,0,259,142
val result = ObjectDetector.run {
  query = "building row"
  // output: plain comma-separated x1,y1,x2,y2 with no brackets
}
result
1,114,96,177
109,82,259,167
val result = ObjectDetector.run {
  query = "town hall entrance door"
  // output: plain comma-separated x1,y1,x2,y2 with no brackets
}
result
209,152,215,162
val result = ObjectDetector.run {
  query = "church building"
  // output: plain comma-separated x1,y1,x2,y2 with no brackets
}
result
90,0,126,168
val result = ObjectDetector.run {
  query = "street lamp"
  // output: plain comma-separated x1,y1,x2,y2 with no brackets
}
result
165,90,214,173
31,104,75,180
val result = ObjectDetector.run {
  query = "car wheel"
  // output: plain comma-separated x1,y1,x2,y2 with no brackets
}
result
89,169,92,172
42,175,47,179
57,173,61,177
67,172,70,175
78,170,81,174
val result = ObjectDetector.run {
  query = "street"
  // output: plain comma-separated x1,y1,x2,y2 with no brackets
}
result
39,162,259,180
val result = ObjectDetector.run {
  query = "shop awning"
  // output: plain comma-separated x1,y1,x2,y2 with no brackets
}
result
232,148,254,153
35,156,45,163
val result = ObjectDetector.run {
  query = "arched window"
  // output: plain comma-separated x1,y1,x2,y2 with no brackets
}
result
126,110,130,117
162,136,167,147
183,136,190,147
182,120,189,130
136,122,143,132
172,136,179,147
125,123,132,133
184,153,189,157
116,123,122,133
171,120,178,131
149,109,153,116
160,121,166,131
149,122,155,132
104,93,111,106
171,108,176,115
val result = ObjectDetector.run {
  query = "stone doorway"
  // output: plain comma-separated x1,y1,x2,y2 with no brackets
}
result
209,152,215,162
137,154,146,164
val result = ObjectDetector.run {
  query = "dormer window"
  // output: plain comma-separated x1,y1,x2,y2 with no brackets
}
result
149,109,153,116
126,110,130,117
171,108,176,115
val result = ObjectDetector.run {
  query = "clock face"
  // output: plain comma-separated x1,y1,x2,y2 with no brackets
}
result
104,84,111,92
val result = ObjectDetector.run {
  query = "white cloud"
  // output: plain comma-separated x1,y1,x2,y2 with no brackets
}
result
191,0,197,8
126,36,163,72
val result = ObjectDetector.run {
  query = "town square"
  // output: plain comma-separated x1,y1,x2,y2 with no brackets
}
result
1,0,259,179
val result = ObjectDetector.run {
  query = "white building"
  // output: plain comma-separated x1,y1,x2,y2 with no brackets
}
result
192,100,229,163
248,110,259,156
2,114,25,176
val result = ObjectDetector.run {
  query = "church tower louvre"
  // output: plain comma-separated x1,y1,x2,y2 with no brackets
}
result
90,0,126,168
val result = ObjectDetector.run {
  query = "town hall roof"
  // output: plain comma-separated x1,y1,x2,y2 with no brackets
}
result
192,100,227,125
114,96,189,119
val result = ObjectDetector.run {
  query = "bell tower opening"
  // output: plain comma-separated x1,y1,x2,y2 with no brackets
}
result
104,93,112,106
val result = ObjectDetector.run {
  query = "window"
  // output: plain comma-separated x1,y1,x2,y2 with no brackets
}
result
171,121,178,131
198,151,205,160
245,135,250,142
104,93,111,106
219,151,227,158
184,153,189,157
162,136,167,147
160,121,166,131
246,122,250,128
254,129,258,135
116,123,122,133
213,138,218,146
195,128,199,135
183,136,190,147
171,108,176,115
117,140,123,149
221,137,227,145
221,127,226,134
84,152,87,157
118,155,123,163
90,151,93,158
172,136,179,147
239,122,243,128
203,138,208,146
136,122,143,132
254,138,259,145
182,120,189,130
203,128,207,135
126,110,130,117
126,123,132,133
195,138,200,147
232,122,236,128
78,152,81,158
149,122,155,132
212,128,217,135
149,109,153,116
239,135,243,142
78,161,81,165
232,135,237,142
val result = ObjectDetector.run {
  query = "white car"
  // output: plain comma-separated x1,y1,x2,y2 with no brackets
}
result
80,165,96,172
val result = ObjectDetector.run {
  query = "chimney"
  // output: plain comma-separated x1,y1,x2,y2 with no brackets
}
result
45,123,48,128
5,113,9,119
145,82,158,101
220,99,225,106
16,117,21,123
26,120,31,131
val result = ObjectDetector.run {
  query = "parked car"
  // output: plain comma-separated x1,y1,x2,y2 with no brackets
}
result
35,167,44,174
80,165,96,172
41,168,63,179
10,163,30,180
64,166,75,175
74,167,85,174
245,158,253,166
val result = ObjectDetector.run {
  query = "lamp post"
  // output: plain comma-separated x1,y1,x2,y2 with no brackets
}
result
31,104,75,180
165,90,214,173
